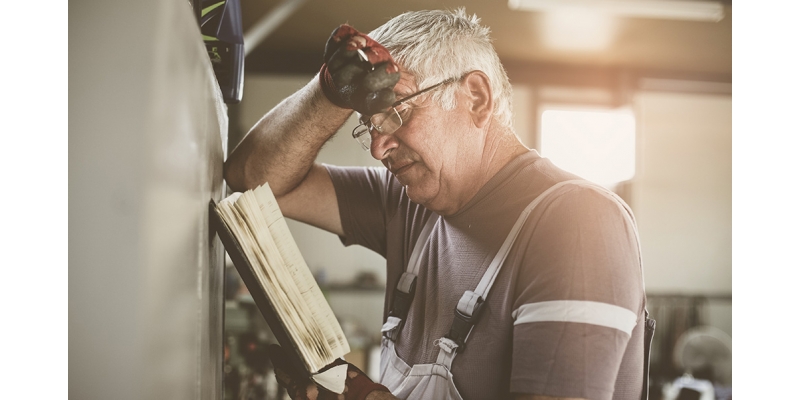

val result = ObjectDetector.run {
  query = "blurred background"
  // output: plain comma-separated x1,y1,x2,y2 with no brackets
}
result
70,1,731,400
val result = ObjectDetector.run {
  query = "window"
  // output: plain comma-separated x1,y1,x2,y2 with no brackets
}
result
539,107,636,187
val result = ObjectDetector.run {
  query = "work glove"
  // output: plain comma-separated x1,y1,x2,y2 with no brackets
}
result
319,24,401,115
268,344,391,400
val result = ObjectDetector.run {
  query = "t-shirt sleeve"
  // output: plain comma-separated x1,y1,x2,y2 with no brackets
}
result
509,185,645,400
324,164,395,257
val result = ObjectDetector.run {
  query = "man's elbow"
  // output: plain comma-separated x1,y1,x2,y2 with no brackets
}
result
223,158,246,193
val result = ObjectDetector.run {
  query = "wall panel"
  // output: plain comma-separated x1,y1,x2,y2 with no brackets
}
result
70,0,226,398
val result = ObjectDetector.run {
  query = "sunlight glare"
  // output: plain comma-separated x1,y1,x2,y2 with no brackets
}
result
540,108,636,187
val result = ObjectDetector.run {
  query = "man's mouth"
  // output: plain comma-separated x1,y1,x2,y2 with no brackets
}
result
390,161,414,176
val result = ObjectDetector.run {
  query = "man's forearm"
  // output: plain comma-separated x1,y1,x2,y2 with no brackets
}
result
224,76,352,195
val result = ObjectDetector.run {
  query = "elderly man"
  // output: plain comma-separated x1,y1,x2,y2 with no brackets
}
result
224,8,651,400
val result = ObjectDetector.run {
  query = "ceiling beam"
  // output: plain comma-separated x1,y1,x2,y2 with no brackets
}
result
243,0,308,56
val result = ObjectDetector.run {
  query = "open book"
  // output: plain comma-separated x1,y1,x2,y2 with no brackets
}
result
212,183,350,393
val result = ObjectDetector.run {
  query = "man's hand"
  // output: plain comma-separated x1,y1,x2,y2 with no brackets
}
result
268,344,392,400
319,24,401,115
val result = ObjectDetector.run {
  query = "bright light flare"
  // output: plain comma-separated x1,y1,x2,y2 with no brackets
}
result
541,7,617,52
540,108,636,187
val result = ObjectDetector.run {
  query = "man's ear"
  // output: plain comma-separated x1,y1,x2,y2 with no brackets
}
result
462,71,494,128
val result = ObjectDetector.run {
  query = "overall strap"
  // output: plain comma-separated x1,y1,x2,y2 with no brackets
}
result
642,310,656,400
383,212,440,341
444,180,586,351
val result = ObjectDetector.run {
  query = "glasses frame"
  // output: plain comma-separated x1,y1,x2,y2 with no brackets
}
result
352,76,461,151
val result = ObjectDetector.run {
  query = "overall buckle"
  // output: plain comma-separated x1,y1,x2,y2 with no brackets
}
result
445,295,484,350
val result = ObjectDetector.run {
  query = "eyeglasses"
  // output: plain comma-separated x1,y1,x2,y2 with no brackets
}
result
352,76,460,151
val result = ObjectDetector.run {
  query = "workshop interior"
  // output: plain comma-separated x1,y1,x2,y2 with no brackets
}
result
70,0,732,399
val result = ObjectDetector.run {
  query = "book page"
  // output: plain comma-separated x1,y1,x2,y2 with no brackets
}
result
218,197,318,358
253,184,350,357
217,185,349,373
235,191,331,370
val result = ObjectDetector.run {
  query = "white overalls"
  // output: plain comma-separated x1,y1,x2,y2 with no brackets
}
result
377,180,583,400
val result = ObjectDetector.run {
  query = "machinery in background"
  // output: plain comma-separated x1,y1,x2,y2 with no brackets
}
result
193,0,244,103
222,264,384,400
645,295,732,400
223,266,283,400
661,326,732,400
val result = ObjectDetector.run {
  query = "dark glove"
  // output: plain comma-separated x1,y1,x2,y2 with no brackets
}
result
319,24,401,115
268,344,391,400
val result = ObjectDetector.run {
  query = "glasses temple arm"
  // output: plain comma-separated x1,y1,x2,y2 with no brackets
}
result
391,77,459,107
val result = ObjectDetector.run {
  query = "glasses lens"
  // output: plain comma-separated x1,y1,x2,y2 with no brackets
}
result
353,106,409,151
353,125,371,151
371,108,403,136
369,112,390,132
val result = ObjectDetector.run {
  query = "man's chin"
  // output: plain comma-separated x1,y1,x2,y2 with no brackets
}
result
398,170,439,206
404,183,436,207
395,169,417,189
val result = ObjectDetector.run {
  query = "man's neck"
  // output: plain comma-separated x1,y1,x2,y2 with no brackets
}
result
433,128,529,216
479,129,530,184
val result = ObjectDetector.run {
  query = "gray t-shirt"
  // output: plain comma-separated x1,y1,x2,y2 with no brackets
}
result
326,150,646,400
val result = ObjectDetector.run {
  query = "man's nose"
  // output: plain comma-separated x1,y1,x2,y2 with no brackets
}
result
370,130,398,160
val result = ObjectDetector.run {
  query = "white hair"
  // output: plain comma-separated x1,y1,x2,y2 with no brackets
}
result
369,8,514,129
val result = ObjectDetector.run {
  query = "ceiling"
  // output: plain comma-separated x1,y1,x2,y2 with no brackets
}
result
240,0,732,83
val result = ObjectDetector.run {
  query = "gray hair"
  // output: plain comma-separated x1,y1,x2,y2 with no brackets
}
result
369,8,514,130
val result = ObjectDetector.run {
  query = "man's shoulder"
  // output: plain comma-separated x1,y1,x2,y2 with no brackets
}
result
533,180,634,224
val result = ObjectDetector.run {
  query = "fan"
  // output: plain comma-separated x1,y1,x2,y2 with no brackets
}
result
662,325,732,400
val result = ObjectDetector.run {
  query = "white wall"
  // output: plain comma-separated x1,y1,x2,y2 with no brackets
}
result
632,91,732,295
70,1,226,399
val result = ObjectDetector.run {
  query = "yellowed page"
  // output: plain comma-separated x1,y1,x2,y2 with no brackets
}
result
253,184,350,357
234,191,331,370
218,194,330,371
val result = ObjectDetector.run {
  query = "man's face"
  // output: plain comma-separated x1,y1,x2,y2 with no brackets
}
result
369,72,484,213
